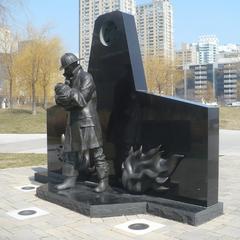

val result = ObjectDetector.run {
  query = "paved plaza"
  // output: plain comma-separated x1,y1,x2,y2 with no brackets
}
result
219,130,240,156
0,130,240,239
0,134,47,154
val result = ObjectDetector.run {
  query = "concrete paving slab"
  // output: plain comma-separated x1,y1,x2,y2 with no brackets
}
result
0,153,239,239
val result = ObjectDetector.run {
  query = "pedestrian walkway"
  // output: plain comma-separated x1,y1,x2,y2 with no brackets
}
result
219,130,240,156
0,134,47,154
0,153,240,240
0,129,239,156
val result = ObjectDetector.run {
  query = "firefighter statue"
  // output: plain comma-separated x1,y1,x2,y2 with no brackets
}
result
54,53,109,193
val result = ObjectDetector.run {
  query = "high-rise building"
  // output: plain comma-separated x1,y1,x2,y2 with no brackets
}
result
179,59,240,104
216,46,240,104
189,64,216,101
198,35,219,64
80,0,136,69
136,0,174,60
175,43,198,66
217,58,240,104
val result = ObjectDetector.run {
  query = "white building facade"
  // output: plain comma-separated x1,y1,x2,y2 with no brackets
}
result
217,44,240,60
0,27,14,97
198,35,219,64
136,0,174,60
80,0,136,69
0,27,13,54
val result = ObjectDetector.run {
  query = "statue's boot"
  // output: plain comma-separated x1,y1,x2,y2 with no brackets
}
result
95,179,109,193
91,147,109,193
56,176,77,190
55,163,78,190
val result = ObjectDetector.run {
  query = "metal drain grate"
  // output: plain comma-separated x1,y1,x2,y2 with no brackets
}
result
15,185,38,192
128,223,149,230
115,219,165,235
21,186,36,190
18,210,37,216
7,207,48,220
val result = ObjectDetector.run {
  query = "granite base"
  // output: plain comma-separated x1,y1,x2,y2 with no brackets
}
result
36,183,223,226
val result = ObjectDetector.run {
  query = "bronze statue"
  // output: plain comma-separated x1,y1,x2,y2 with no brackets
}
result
54,53,109,193
122,145,184,194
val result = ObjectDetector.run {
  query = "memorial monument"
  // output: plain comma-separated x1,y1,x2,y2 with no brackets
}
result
37,11,223,226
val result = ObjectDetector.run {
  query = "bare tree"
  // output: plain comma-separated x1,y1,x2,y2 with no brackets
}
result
0,0,22,26
15,25,50,114
15,24,63,114
144,56,183,96
204,82,214,102
38,37,62,109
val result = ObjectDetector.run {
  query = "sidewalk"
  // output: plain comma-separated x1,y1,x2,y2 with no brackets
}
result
219,130,240,156
0,130,240,239
0,134,47,154
0,153,240,240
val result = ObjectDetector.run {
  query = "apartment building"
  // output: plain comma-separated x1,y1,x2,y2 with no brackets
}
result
188,64,215,101
136,0,174,60
217,59,240,104
80,0,136,69
175,43,198,66
198,35,219,64
179,60,240,104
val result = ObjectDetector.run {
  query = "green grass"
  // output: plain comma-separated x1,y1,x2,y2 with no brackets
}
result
0,107,46,133
220,107,240,130
0,153,47,169
0,106,240,134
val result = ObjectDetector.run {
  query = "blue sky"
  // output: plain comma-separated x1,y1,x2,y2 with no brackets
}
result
11,0,240,53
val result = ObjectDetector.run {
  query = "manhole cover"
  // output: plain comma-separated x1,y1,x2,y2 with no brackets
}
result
18,210,37,216
21,186,35,190
128,223,150,230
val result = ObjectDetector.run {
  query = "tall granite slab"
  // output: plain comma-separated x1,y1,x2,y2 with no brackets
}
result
46,105,67,183
37,11,223,224
88,11,219,207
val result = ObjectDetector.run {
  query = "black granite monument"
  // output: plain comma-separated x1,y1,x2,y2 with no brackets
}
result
37,11,223,225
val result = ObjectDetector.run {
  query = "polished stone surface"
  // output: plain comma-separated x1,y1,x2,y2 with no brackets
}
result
47,105,67,179
36,182,223,226
88,11,219,207
135,92,219,207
